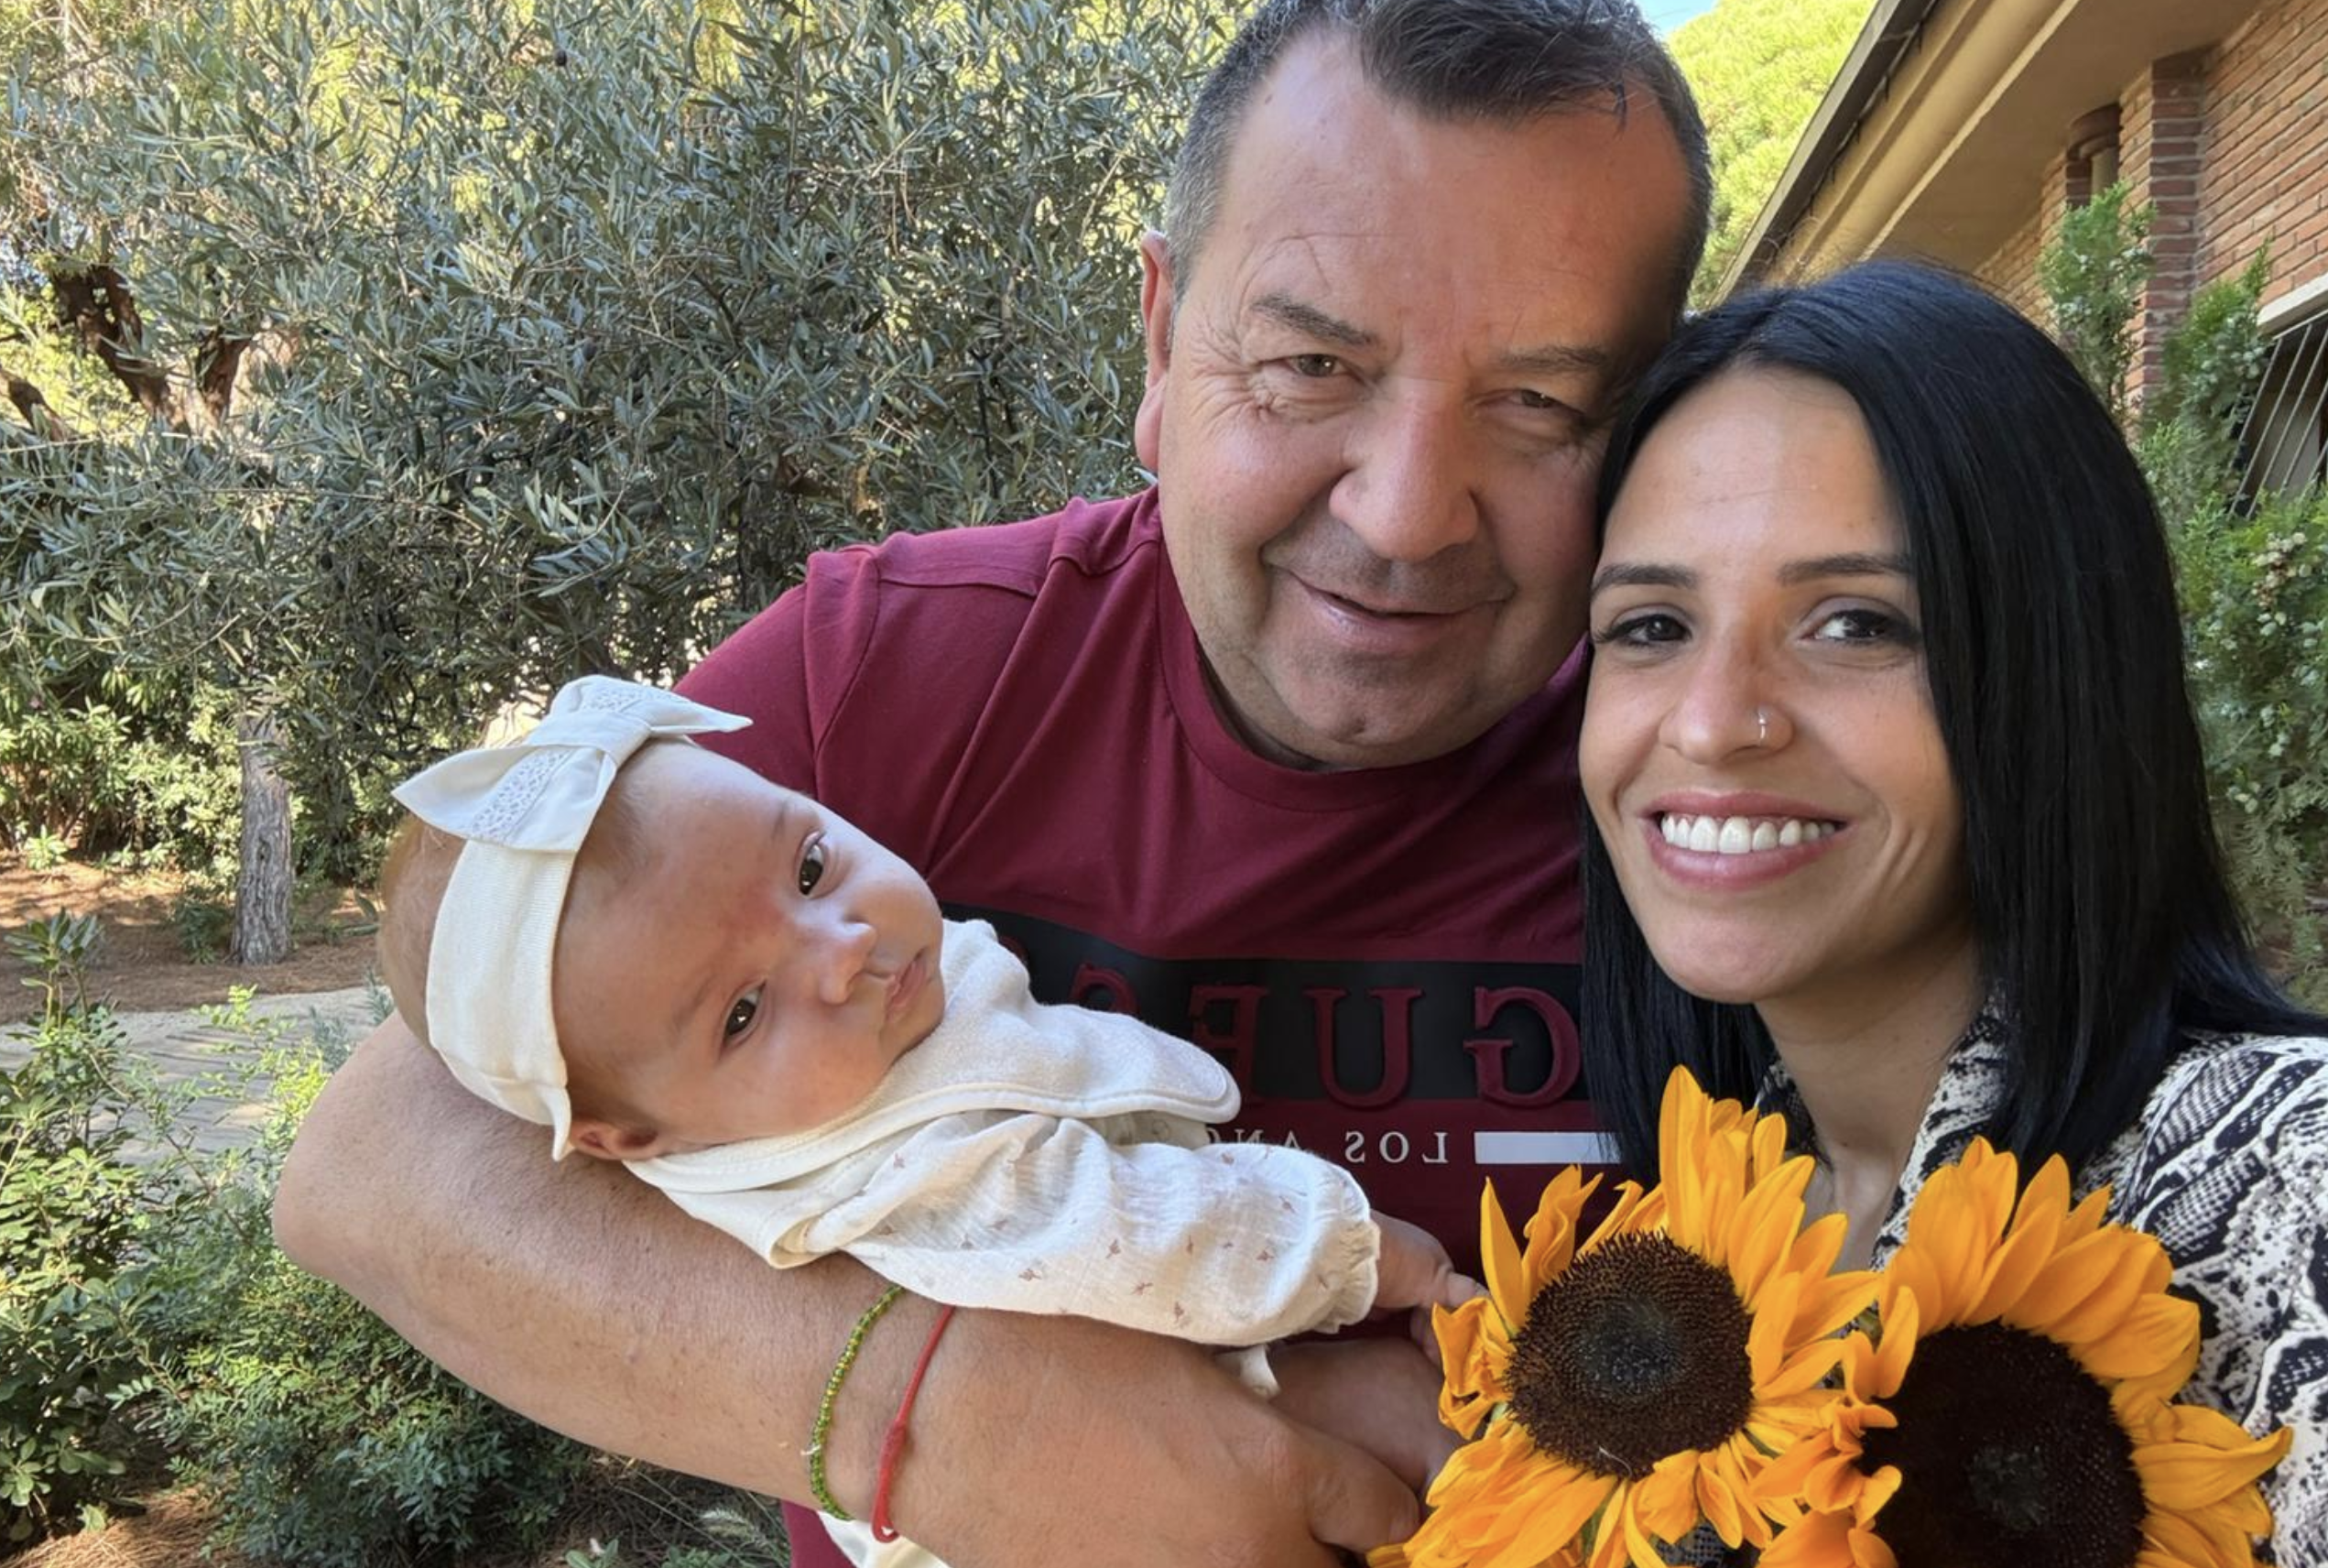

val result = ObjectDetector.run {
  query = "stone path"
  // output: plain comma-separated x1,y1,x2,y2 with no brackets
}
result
1,985,383,1157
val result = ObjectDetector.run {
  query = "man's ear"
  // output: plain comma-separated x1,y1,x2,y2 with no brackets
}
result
1133,229,1175,474
568,1117,670,1162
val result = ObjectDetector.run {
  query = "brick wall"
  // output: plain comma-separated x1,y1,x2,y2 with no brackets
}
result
1957,0,2328,405
2195,0,2328,307
1976,154,2062,321
2122,52,2210,406
1979,202,2048,320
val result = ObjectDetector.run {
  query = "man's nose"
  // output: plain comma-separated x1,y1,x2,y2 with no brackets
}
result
1333,393,1481,563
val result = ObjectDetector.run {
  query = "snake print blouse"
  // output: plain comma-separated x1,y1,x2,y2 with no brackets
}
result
1757,1019,2328,1563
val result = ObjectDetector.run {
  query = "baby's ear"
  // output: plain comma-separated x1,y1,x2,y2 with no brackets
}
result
568,1118,670,1162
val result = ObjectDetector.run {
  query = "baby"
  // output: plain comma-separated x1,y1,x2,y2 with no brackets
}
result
378,677,1468,1568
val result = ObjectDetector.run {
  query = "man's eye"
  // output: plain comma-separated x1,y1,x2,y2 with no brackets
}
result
797,836,827,895
1287,354,1343,378
723,986,762,1040
1516,388,1571,413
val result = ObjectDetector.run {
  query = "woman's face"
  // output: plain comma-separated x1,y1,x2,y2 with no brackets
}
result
1582,366,1974,1015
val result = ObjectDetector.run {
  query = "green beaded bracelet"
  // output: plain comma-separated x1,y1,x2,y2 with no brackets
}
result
808,1281,908,1520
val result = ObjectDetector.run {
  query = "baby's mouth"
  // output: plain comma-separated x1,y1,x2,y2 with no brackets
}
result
885,952,929,1020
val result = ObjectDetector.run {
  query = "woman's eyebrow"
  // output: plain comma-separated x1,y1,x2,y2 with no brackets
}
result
1590,561,1694,596
1777,550,1913,584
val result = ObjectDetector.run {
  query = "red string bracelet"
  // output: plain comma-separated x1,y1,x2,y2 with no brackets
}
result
870,1303,957,1543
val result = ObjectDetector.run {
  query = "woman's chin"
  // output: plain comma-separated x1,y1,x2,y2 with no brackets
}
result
1648,950,1792,1009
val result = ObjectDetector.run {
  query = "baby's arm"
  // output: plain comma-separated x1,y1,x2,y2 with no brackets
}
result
767,1111,1386,1345
1372,1214,1477,1315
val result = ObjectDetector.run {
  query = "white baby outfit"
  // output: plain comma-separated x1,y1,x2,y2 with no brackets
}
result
628,918,1382,1568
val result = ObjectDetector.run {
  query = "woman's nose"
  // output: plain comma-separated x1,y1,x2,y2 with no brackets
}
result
1661,658,1787,763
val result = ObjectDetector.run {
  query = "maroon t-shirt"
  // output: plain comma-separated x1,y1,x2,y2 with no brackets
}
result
678,489,1595,1563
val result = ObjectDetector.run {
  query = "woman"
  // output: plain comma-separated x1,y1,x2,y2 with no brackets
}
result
1577,261,2325,1560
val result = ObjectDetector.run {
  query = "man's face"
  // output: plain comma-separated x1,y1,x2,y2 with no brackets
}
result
1135,35,1694,769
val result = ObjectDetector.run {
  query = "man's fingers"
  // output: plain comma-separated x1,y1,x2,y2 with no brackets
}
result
1296,1424,1423,1555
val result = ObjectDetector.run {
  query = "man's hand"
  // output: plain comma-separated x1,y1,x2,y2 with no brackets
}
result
892,1312,1422,1565
1271,1335,1461,1495
274,1017,1421,1567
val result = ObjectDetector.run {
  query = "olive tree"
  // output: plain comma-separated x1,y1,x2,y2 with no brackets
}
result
3,0,1213,957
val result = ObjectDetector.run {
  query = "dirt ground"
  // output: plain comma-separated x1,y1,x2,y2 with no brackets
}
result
0,855,377,1021
0,1463,773,1568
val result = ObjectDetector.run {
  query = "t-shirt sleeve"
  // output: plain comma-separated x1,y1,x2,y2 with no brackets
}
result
676,545,887,796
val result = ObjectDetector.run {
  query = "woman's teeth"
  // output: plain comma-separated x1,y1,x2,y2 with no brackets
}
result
1658,813,1836,854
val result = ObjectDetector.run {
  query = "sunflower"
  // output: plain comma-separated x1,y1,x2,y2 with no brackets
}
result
1377,1069,1879,1568
1757,1139,2293,1568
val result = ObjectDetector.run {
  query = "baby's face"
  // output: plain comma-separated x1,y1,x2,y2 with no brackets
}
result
553,744,947,1155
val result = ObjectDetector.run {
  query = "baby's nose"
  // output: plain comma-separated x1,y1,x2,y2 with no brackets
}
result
815,920,880,1007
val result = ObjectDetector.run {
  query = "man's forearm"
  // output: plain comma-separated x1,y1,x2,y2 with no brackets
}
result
273,1016,917,1497
274,1017,1431,1565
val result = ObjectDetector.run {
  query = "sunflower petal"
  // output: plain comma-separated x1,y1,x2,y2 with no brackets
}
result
1480,1180,1527,1329
2134,1411,2294,1508
2073,1290,2200,1384
1757,1509,1856,1568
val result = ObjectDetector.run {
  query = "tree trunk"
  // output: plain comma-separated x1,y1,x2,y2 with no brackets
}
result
232,706,294,964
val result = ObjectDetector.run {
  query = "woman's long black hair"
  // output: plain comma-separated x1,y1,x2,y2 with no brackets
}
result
1581,260,2324,1180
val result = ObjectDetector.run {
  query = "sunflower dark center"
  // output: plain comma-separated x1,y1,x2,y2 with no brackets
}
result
1857,1322,2147,1568
1505,1231,1756,1477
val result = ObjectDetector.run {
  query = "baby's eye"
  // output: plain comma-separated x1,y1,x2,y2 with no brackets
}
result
723,985,762,1040
796,836,827,895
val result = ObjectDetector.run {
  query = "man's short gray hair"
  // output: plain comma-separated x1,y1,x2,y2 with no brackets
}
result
1162,0,1713,320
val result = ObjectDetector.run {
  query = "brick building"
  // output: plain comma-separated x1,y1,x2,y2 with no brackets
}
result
1728,0,2328,493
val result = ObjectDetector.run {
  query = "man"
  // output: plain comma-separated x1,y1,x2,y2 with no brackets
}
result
273,3,1709,1563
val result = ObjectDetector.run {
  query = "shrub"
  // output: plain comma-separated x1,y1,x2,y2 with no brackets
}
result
2173,485,2328,1001
2042,203,2328,1001
0,685,242,879
0,916,198,1539
139,995,595,1566
2040,183,2153,423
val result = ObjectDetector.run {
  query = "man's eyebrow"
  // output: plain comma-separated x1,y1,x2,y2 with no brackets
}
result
1494,342,1615,379
1248,292,1376,349
1590,561,1693,596
1777,551,1913,585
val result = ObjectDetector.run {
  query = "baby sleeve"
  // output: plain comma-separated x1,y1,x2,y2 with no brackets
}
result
774,1109,1381,1345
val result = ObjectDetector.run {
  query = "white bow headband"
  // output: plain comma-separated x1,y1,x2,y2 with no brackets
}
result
391,675,751,1158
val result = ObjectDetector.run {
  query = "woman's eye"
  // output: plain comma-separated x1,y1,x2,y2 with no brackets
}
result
723,986,762,1040
1811,608,1909,644
796,836,827,895
1594,613,1687,648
